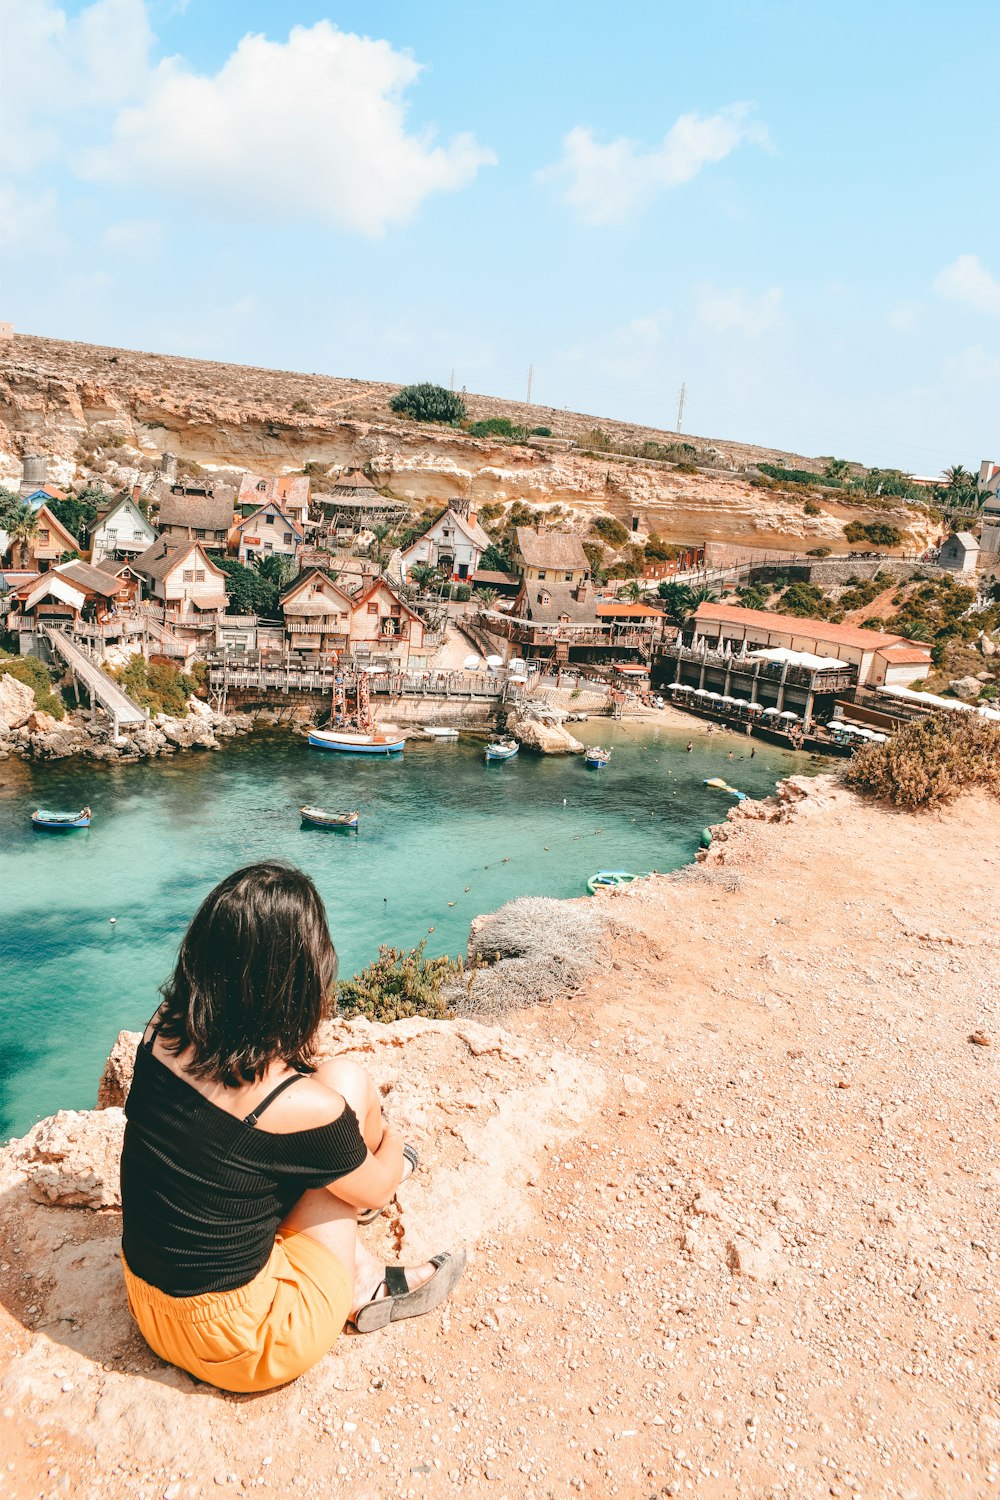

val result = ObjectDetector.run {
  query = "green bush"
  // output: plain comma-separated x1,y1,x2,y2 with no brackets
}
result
779,582,832,619
390,384,467,425
216,556,281,616
843,520,904,547
0,652,66,719
803,499,822,516
806,546,832,557
591,514,629,547
337,941,469,1023
480,541,513,573
736,585,770,611
466,416,530,441
759,462,843,489
112,656,195,717
453,583,472,602
842,713,1000,810
530,426,552,437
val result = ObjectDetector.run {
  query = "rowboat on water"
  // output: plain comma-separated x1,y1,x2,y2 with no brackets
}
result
584,746,612,768
423,726,460,739
587,870,638,895
32,807,92,830
307,729,405,755
484,738,519,762
300,806,360,829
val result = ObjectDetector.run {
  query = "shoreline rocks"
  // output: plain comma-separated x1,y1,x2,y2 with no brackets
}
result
0,691,255,764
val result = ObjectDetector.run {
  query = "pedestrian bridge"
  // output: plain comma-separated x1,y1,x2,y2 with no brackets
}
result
42,627,146,732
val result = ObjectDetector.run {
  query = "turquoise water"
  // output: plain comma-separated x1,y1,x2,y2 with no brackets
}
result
0,723,812,1137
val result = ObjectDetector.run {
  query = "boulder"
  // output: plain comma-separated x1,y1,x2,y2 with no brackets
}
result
30,730,77,759
11,1108,125,1208
26,709,60,734
981,634,996,657
725,1231,783,1282
0,672,35,729
97,1030,141,1109
950,676,983,701
508,713,584,755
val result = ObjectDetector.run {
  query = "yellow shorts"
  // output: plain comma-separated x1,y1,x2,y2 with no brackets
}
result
121,1226,353,1393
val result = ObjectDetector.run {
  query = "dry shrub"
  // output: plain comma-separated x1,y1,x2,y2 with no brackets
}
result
842,712,1000,810
459,896,608,1018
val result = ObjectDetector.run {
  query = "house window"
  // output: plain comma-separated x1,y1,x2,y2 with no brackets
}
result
38,529,50,544
538,569,547,580
195,570,206,582
195,528,206,538
183,569,195,582
257,481,266,491
283,533,293,545
264,514,274,525
368,602,379,615
565,572,573,582
264,541,274,552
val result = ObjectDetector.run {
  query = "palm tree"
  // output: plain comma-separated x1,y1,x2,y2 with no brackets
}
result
408,562,437,593
6,501,39,568
656,581,696,624
475,587,500,609
616,580,644,602
369,523,392,571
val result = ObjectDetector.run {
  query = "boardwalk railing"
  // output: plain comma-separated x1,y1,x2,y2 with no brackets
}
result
655,641,857,693
207,661,506,702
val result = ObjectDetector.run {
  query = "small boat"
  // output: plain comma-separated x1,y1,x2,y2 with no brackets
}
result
584,746,612,768
484,738,519,762
587,870,638,895
307,729,404,755
299,806,359,829
703,777,747,802
423,726,460,739
32,806,92,830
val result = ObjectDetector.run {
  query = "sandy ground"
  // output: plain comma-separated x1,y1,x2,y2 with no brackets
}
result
0,777,997,1499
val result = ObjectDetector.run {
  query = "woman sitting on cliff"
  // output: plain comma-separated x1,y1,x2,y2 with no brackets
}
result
119,861,465,1393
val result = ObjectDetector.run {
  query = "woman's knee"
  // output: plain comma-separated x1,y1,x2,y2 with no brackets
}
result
314,1057,381,1141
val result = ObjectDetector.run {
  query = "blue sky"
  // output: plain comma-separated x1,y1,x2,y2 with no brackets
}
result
2,0,997,472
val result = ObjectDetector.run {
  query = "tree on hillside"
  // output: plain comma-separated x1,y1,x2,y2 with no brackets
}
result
5,501,40,567
254,552,295,589
49,487,107,545
657,581,697,624
217,556,281,616
0,486,21,526
824,458,851,482
390,383,467,425
480,541,513,573
616,580,644,602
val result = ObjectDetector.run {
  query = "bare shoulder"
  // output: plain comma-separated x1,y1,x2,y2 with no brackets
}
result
255,1073,351,1136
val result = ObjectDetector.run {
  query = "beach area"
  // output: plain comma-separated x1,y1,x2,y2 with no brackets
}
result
1,772,996,1498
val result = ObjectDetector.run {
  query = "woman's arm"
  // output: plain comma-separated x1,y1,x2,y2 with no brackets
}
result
324,1124,405,1211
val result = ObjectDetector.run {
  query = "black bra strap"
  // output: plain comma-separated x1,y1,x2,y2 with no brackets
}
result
142,1010,166,1051
243,1073,303,1126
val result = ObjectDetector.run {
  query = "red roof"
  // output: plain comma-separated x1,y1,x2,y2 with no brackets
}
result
693,602,909,652
876,643,932,663
596,602,664,618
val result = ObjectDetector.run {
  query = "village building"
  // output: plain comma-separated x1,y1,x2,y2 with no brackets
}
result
95,556,142,605
278,568,355,657
3,503,79,572
22,487,67,509
937,531,980,574
235,504,304,567
399,507,491,582
513,527,590,586
157,490,235,551
9,559,135,647
279,569,426,668
683,603,932,689
238,474,310,528
133,539,228,630
486,573,660,667
313,469,407,541
89,494,158,565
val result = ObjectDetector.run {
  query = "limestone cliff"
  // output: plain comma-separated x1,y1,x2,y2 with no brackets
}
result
0,333,927,551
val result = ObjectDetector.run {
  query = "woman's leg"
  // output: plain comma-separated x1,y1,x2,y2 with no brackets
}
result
280,1057,432,1316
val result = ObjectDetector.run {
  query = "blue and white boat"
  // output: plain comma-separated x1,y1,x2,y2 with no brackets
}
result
307,729,404,755
584,746,612,768
484,738,519,762
32,807,91,830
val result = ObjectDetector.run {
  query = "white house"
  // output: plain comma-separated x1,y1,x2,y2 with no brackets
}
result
89,495,158,565
134,538,228,625
938,532,980,574
236,503,303,566
399,507,491,582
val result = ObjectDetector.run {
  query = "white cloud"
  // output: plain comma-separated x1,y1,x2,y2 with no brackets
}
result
886,300,923,334
933,254,1000,316
81,20,495,235
541,104,768,226
696,285,783,338
0,182,61,250
0,0,152,172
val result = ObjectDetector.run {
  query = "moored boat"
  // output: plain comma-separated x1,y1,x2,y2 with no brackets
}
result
584,746,612,768
587,870,638,895
32,807,92,830
299,806,360,829
484,738,519,762
423,726,460,739
307,729,405,755
703,776,747,801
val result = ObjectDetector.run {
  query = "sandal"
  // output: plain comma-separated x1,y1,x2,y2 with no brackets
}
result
350,1249,467,1333
358,1143,419,1225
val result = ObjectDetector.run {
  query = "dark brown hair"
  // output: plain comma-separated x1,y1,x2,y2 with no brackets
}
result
157,862,337,1085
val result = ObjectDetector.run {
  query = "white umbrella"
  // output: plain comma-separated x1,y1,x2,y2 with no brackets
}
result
485,654,504,668
463,654,481,671
693,687,711,696
778,710,799,720
672,683,692,691
746,701,763,713
760,706,779,715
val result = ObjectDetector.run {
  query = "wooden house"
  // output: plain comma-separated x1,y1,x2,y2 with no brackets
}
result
238,473,310,527
513,526,590,585
399,506,491,582
279,568,354,656
133,539,228,627
347,577,426,665
11,559,134,632
157,489,235,551
10,504,79,572
89,494,158,565
236,503,304,566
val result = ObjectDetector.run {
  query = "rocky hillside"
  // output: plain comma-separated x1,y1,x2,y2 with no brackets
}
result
0,333,930,553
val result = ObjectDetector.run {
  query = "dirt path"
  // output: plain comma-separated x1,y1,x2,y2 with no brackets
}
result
1,778,997,1499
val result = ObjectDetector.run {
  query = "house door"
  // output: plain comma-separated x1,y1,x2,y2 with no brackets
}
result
457,562,469,580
